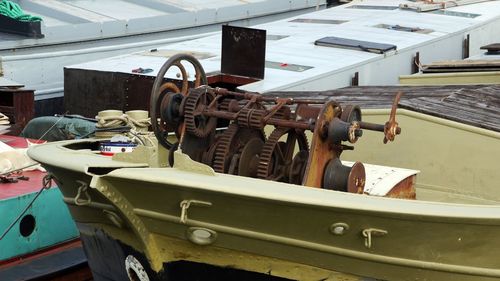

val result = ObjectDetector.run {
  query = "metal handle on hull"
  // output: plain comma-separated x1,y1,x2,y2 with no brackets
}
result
74,180,91,206
179,199,212,224
362,228,388,249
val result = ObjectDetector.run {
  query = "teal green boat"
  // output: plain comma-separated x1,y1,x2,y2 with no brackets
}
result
0,135,85,280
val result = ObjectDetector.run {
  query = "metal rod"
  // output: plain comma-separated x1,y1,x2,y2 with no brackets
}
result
359,121,385,132
211,87,327,104
0,162,39,176
267,118,315,130
202,110,238,120
201,109,315,131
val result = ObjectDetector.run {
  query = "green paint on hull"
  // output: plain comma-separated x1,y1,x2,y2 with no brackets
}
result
0,187,79,261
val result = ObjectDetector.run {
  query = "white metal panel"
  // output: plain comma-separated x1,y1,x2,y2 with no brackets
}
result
343,161,419,196
67,0,500,94
62,0,170,19
0,0,326,49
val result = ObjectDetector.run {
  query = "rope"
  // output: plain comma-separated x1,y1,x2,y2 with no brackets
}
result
95,114,129,138
96,115,128,129
93,110,155,147
0,0,42,22
95,113,153,143
127,116,153,146
37,114,66,141
127,116,151,131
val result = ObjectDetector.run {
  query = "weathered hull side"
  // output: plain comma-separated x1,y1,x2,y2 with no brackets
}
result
47,166,364,281
78,223,296,281
38,161,500,281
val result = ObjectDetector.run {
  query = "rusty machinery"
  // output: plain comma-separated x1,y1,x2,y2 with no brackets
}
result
150,54,401,193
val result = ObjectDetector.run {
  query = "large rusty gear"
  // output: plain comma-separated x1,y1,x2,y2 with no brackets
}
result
257,127,309,182
238,137,264,177
184,88,218,138
213,124,265,174
201,134,222,167
289,150,309,185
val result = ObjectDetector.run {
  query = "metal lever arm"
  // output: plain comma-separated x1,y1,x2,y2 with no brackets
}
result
384,92,402,144
356,92,402,143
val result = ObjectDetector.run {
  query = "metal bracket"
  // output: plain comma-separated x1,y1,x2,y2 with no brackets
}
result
179,199,212,224
362,228,388,249
463,34,470,59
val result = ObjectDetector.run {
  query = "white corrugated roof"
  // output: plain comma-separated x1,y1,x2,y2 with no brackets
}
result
0,0,325,49
68,0,500,92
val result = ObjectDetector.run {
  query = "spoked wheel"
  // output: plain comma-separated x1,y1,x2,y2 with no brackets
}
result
150,53,207,150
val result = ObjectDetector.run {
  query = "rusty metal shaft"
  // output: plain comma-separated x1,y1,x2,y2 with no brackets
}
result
359,121,401,134
201,109,315,130
210,87,326,105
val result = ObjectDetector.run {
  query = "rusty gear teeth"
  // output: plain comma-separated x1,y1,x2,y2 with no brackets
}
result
218,99,231,112
213,124,239,173
257,127,309,181
184,88,217,138
257,127,287,179
237,108,265,129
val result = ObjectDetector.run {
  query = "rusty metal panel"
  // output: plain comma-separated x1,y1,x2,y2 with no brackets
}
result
64,69,128,117
124,75,156,113
0,88,34,134
65,68,190,118
221,25,266,79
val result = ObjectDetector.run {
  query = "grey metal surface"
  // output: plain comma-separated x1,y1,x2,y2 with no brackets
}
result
0,77,24,88
0,0,326,49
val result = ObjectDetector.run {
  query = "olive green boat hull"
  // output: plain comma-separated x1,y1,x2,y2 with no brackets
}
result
28,109,500,281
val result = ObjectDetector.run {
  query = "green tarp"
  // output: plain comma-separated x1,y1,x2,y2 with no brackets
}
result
20,116,95,141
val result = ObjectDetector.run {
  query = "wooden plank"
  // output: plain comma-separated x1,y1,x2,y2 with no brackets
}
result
423,60,500,68
266,85,500,132
399,0,491,12
422,68,500,73
400,97,499,131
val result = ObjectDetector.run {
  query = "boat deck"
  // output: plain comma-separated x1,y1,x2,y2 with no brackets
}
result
0,135,52,200
267,84,500,132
